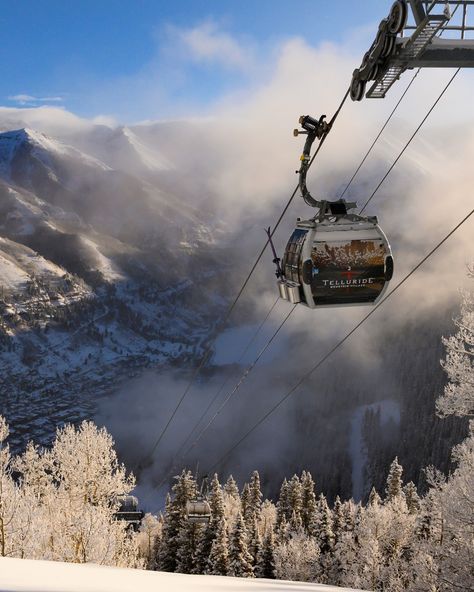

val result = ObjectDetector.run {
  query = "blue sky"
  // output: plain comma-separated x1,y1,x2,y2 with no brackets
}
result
1,1,392,121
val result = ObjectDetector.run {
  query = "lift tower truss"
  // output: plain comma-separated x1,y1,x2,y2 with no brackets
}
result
350,1,474,100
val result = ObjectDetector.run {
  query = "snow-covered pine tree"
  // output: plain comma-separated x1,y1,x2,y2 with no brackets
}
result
332,496,343,540
314,493,335,584
194,473,225,574
368,486,382,507
385,457,404,502
176,520,202,574
228,512,254,578
300,470,317,536
287,474,302,530
206,517,229,576
314,493,334,554
403,481,420,514
224,475,239,499
156,470,196,572
255,530,276,579
276,478,290,528
244,471,262,527
241,483,251,525
438,269,474,417
248,518,261,566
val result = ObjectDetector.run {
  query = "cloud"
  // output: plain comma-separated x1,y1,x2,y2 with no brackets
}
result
170,21,254,71
8,94,64,106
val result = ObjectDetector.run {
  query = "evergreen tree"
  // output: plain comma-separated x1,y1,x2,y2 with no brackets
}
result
385,457,404,502
368,486,382,507
332,495,344,545
241,483,251,525
255,530,276,579
194,474,225,574
176,521,202,574
288,474,302,521
207,518,229,576
438,274,474,417
224,475,239,499
315,493,335,554
248,518,261,566
228,512,254,578
156,470,196,572
300,471,317,536
403,481,421,514
276,478,290,528
246,471,262,527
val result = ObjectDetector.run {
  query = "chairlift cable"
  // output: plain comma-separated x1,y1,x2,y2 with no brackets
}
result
162,296,280,470
359,68,460,214
153,303,297,493
339,68,421,200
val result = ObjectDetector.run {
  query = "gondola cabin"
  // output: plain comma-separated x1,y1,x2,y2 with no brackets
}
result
186,497,211,524
279,214,393,308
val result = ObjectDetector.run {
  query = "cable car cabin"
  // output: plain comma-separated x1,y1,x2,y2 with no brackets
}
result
279,214,393,308
113,495,144,531
186,498,211,524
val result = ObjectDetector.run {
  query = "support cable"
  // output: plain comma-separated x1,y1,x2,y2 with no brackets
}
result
359,68,459,214
153,303,297,493
170,296,280,462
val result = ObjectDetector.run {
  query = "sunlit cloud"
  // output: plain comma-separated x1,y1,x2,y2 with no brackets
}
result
169,21,255,71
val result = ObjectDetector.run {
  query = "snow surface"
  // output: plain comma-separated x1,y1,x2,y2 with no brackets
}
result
0,558,364,592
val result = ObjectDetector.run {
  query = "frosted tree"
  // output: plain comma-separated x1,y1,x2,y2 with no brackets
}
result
276,478,290,528
274,531,320,582
368,486,382,507
224,475,239,499
300,471,317,536
228,512,254,578
385,457,404,502
255,530,276,579
314,493,334,554
425,427,474,591
156,471,196,572
206,517,229,576
49,421,134,506
194,473,224,573
438,271,474,417
136,513,161,569
248,518,261,566
248,470,263,524
0,417,21,558
314,493,335,584
403,482,420,515
259,499,277,535
176,520,202,574
287,474,303,529
241,483,251,525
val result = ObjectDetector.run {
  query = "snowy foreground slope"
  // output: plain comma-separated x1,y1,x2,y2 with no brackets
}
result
0,558,364,592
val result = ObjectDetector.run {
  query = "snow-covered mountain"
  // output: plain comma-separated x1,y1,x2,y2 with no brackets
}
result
0,124,232,453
